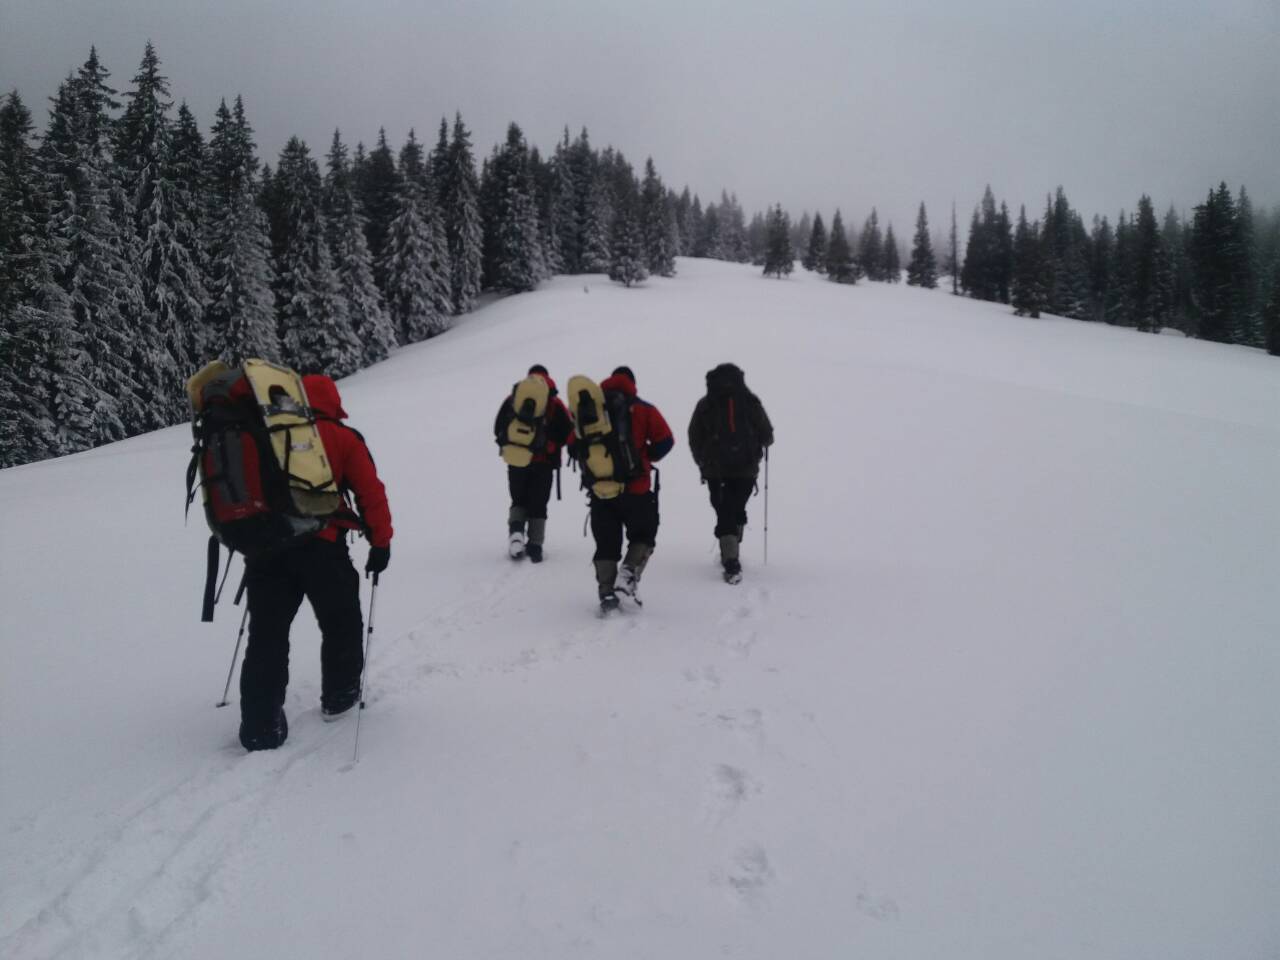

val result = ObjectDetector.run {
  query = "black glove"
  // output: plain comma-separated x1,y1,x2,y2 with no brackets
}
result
366,545,390,575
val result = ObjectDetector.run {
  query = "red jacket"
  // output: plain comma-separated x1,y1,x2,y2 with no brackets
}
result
595,373,674,495
303,375,393,548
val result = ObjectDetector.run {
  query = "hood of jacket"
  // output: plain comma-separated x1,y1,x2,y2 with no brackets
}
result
303,374,349,420
600,372,637,397
705,363,746,397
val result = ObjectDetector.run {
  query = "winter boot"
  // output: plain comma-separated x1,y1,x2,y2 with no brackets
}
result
617,542,653,605
595,559,620,611
508,505,527,559
719,533,743,584
526,518,546,563
321,685,360,722
240,705,288,751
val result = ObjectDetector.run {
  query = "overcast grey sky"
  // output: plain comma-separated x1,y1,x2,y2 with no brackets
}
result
3,0,1278,237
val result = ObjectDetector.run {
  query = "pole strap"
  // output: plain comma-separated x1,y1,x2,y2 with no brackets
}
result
201,536,220,623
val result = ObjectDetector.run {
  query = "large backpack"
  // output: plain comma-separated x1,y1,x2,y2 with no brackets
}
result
185,359,347,620
566,375,644,499
705,389,761,473
496,375,551,467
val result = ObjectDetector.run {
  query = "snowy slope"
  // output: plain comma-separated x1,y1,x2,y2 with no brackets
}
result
2,259,1278,959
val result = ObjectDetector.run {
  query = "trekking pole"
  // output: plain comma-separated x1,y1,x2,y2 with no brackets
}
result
216,605,249,708
352,572,380,763
215,567,250,708
763,446,770,566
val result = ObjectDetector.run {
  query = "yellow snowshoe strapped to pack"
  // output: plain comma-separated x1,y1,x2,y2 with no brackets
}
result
498,374,551,467
566,374,628,499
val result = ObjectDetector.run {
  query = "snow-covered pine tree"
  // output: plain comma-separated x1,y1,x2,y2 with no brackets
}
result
1263,254,1280,356
640,157,675,277
793,212,812,260
906,203,937,287
946,201,960,294
1231,186,1260,346
1160,207,1192,334
608,160,647,287
528,145,561,278
883,223,900,282
859,209,883,281
117,42,207,421
325,129,396,365
674,186,693,255
272,136,361,375
1011,205,1044,318
698,202,723,260
762,204,794,278
1088,214,1113,322
0,91,89,466
825,209,857,283
204,97,278,363
1131,194,1165,333
745,211,767,265
358,129,400,293
1108,210,1135,327
485,123,545,292
381,166,448,343
439,113,483,313
579,171,613,273
803,213,827,273
42,53,146,441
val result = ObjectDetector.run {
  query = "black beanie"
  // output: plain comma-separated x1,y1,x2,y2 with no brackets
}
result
611,365,635,384
528,364,549,376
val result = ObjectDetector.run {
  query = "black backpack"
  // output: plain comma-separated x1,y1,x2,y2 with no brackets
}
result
599,388,644,482
704,388,760,473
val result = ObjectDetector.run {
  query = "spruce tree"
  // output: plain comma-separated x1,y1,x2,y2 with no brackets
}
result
1108,211,1135,327
639,157,675,277
608,163,647,287
325,130,396,365
1011,206,1044,317
439,113,483,312
882,223,900,282
273,137,361,375
42,54,146,441
825,209,857,283
358,128,400,292
1131,194,1165,333
204,97,277,363
803,213,828,273
1263,255,1280,356
1161,207,1192,334
1089,215,1113,322
946,201,960,294
1189,184,1237,342
858,209,883,281
906,203,937,287
762,204,794,278
483,123,545,292
117,42,206,419
1232,186,1260,346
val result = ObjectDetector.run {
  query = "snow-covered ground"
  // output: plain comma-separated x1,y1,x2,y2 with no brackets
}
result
2,258,1278,959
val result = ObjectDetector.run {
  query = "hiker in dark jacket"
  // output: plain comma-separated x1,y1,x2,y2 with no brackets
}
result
238,374,393,751
688,363,773,582
493,364,573,562
569,365,674,609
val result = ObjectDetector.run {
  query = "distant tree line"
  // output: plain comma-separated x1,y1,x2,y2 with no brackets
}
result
963,184,1279,349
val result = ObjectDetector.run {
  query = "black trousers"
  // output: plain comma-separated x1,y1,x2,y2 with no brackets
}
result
706,477,755,538
590,492,659,561
508,463,555,520
241,538,364,721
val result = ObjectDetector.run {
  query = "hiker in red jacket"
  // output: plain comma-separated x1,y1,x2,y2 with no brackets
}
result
238,374,393,752
493,364,573,562
571,365,674,610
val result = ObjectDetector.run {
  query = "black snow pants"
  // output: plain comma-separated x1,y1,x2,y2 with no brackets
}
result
590,491,659,561
241,538,364,723
706,477,755,538
508,463,555,520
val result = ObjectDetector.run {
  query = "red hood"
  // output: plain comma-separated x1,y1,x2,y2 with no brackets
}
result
600,373,636,396
303,374,349,419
